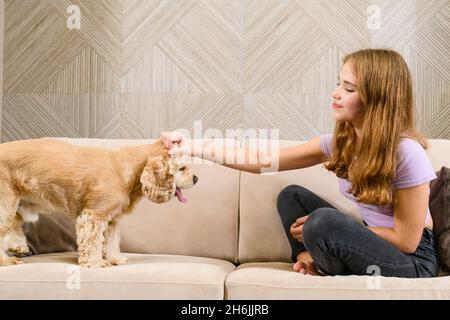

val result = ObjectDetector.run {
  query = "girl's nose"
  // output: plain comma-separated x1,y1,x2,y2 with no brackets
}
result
331,88,340,100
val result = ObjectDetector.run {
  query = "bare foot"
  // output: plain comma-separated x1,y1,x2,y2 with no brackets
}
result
293,261,306,274
293,252,321,275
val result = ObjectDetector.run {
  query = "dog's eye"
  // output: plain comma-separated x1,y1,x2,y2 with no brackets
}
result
179,167,186,171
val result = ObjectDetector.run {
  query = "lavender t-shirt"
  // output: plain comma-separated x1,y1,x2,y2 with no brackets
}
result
319,134,437,228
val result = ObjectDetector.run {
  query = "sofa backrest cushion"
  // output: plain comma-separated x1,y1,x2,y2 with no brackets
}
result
238,139,450,263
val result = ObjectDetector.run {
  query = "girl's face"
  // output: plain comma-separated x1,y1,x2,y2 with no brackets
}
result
331,61,364,125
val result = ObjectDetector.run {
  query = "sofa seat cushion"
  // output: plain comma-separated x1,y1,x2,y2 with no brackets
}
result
0,253,235,300
225,263,450,300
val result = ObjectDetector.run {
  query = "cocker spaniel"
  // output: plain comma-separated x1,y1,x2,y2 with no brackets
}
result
0,138,198,267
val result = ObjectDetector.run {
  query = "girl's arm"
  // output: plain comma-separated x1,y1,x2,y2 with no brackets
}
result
368,182,430,254
182,136,326,174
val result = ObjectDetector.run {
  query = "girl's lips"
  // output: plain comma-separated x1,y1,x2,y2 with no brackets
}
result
332,103,344,109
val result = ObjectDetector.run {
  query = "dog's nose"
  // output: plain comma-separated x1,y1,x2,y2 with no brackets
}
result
193,175,198,184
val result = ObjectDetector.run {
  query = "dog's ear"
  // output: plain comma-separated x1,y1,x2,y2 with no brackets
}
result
140,155,175,203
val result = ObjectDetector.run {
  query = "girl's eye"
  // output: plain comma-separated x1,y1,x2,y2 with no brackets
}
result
337,82,355,92
180,167,186,171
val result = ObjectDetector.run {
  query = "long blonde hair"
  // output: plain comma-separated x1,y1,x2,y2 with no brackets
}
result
325,49,428,206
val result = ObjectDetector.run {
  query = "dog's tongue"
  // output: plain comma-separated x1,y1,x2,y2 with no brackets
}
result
175,187,187,203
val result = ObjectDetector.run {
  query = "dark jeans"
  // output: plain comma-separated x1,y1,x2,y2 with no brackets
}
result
276,185,440,278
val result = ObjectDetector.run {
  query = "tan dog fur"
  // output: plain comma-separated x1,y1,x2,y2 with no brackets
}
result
0,138,197,267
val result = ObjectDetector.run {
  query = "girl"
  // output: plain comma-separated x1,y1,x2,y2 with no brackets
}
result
160,49,439,278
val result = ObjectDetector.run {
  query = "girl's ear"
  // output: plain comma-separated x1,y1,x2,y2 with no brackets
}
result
140,155,175,203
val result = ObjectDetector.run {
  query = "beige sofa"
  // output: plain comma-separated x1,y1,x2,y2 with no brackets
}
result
0,137,449,300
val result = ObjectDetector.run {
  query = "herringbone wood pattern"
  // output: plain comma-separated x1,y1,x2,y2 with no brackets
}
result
1,0,449,141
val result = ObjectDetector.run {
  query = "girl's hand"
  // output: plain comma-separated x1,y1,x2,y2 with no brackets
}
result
290,215,309,243
159,131,186,154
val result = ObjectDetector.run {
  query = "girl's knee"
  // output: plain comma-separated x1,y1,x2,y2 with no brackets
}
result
303,208,346,240
277,185,307,205
278,184,298,198
277,185,306,218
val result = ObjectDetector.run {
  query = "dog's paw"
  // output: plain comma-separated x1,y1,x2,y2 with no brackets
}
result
108,255,128,266
0,256,24,266
7,246,32,257
79,259,113,268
